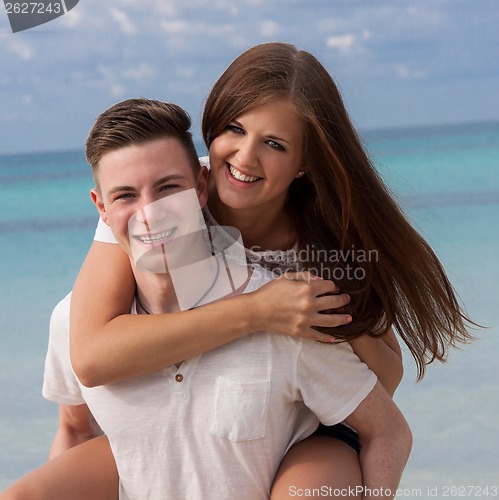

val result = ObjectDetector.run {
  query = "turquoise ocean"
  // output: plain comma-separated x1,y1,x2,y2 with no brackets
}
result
1,122,498,497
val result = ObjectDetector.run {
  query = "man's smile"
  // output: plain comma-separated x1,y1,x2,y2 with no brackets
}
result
133,227,177,246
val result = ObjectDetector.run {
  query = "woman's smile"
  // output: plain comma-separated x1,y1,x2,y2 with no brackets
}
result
227,164,263,183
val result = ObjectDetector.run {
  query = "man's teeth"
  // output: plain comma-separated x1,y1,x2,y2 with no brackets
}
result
138,229,173,243
229,165,260,183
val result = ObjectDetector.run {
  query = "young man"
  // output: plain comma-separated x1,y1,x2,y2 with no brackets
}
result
3,99,411,500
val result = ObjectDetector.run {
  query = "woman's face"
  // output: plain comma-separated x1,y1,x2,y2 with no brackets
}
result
209,99,304,216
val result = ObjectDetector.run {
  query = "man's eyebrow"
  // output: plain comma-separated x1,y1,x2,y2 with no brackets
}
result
108,185,136,196
152,174,187,187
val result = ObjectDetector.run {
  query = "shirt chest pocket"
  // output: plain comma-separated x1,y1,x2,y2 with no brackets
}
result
210,376,271,442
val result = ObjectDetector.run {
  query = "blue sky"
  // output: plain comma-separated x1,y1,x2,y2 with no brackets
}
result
1,0,498,154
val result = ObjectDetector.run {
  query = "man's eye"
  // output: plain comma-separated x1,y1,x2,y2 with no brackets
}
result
114,193,134,201
159,184,181,192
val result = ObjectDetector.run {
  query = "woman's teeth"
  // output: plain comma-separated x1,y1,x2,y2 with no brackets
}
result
228,165,261,183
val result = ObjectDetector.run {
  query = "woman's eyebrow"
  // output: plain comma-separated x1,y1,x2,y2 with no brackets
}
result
232,118,291,145
267,134,290,145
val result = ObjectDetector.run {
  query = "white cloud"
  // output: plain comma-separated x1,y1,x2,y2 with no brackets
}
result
110,8,137,35
160,20,234,37
7,39,35,60
97,65,127,98
394,64,428,80
0,113,19,123
318,18,339,31
61,7,82,28
110,85,126,98
122,63,158,83
160,20,189,35
152,1,177,16
175,65,196,79
260,20,280,38
326,34,356,53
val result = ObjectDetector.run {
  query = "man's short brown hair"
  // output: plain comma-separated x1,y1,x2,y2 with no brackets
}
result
86,98,200,182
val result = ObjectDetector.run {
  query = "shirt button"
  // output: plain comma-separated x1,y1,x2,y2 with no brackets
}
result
175,374,184,383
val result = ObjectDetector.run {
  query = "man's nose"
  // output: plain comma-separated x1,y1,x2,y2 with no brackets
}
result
135,196,165,226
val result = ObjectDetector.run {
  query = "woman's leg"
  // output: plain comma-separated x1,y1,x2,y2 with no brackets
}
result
271,436,362,499
0,436,118,500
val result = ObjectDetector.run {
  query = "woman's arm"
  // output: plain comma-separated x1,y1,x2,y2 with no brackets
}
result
70,242,352,387
0,436,118,500
349,327,403,397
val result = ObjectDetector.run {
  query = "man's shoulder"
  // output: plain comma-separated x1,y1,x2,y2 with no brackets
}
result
243,265,274,293
53,291,72,313
199,156,210,169
50,291,72,330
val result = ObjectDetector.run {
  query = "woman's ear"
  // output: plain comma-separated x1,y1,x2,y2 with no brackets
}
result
196,165,209,209
295,161,308,179
90,188,110,225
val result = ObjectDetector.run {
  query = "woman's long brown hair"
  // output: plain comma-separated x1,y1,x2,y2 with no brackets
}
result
202,42,476,379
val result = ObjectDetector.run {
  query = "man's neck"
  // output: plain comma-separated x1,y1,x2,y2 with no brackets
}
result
133,271,180,314
133,254,253,315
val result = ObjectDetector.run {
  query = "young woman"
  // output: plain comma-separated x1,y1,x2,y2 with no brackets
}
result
2,42,474,499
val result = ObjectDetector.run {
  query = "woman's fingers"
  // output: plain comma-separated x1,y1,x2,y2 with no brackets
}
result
279,272,342,299
281,271,340,292
306,329,337,343
312,312,352,329
315,292,350,311
253,273,353,340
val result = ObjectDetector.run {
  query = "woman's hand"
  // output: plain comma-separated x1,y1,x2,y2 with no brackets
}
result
249,271,352,342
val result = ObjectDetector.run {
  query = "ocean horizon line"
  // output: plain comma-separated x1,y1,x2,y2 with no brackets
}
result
1,118,498,159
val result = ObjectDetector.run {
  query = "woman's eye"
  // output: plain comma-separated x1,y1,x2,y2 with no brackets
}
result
267,139,285,151
226,124,244,135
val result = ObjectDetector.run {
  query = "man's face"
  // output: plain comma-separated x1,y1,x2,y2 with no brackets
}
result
91,137,208,261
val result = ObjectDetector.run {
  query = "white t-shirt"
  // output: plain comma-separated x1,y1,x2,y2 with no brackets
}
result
43,271,376,500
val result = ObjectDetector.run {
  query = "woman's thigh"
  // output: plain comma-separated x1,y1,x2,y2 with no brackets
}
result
271,436,362,499
0,436,118,500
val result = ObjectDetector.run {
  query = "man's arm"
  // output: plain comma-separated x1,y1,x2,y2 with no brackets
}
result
344,381,412,500
349,327,404,397
49,404,102,459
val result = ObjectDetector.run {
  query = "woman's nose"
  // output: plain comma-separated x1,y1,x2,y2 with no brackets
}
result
234,137,258,170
